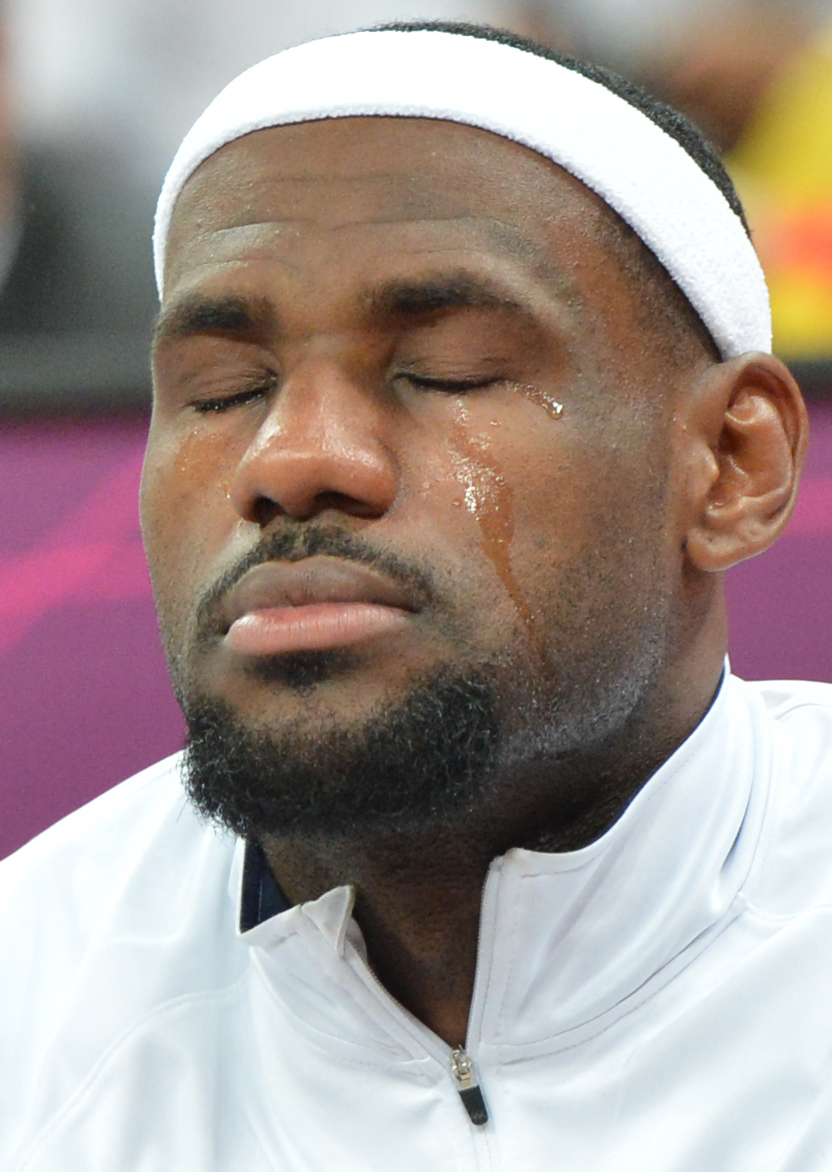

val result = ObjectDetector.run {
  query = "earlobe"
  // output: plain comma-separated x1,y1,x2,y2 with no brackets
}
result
684,353,808,572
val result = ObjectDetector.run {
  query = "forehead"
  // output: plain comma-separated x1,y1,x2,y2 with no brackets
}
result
163,117,620,310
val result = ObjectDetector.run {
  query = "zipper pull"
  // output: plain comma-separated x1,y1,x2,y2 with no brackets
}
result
450,1047,489,1126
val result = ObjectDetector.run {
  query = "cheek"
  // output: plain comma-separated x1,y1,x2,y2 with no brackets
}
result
423,403,583,641
140,420,242,622
446,412,535,630
468,418,665,626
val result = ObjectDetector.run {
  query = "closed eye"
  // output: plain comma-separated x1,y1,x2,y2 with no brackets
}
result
396,373,501,394
190,376,277,414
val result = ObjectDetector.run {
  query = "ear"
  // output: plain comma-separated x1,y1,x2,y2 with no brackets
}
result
682,353,808,572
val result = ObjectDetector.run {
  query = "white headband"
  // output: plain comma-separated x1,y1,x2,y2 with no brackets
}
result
153,28,772,359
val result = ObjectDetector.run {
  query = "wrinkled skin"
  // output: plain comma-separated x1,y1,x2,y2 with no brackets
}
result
142,117,805,1044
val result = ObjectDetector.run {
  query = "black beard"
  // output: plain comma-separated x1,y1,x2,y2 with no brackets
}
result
182,666,501,842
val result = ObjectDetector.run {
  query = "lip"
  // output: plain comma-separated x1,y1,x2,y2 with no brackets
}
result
221,556,419,657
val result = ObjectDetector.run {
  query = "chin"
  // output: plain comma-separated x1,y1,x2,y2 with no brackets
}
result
180,668,501,842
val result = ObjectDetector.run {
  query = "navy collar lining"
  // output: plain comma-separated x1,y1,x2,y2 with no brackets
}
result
240,840,293,932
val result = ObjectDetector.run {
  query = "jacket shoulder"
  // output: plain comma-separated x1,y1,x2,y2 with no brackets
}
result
749,676,832,717
0,752,237,966
0,756,243,1166
1,753,189,889
741,677,832,915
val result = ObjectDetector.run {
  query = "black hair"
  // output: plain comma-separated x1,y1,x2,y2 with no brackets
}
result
370,21,750,363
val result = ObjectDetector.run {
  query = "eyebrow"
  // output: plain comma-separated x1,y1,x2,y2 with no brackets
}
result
366,273,525,319
152,271,536,352
152,294,276,350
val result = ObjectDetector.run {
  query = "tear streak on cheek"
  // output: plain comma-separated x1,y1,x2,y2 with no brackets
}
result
449,401,537,635
515,385,564,422
155,422,241,503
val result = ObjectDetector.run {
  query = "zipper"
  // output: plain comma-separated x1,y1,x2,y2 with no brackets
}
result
338,862,505,1136
450,1046,489,1126
449,856,505,1130
339,930,494,1129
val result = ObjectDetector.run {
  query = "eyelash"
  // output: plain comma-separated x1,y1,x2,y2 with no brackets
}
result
189,370,498,413
397,373,499,394
191,375,277,414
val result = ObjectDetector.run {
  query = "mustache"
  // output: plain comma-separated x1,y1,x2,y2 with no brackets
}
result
194,525,441,637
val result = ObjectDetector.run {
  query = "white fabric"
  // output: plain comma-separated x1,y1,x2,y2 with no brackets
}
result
152,29,773,360
4,673,832,1169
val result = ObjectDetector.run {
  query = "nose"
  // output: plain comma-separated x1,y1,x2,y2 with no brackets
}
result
228,358,398,526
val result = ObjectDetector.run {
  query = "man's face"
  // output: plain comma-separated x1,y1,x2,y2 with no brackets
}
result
142,118,703,840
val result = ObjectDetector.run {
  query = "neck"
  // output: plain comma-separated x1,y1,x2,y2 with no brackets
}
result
266,826,492,1045
262,656,724,1045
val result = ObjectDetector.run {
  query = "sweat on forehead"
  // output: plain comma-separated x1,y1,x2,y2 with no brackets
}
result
153,26,771,361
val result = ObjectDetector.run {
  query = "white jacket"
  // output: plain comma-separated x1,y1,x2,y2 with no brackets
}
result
3,672,832,1171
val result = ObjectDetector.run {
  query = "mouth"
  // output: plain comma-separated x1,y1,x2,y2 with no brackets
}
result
221,556,420,657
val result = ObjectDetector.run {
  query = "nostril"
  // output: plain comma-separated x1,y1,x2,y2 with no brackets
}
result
252,496,282,528
251,488,385,527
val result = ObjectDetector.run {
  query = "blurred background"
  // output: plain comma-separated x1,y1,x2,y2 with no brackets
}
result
2,0,832,857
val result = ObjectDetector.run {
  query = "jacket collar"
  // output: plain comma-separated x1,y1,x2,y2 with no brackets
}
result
235,670,770,1049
